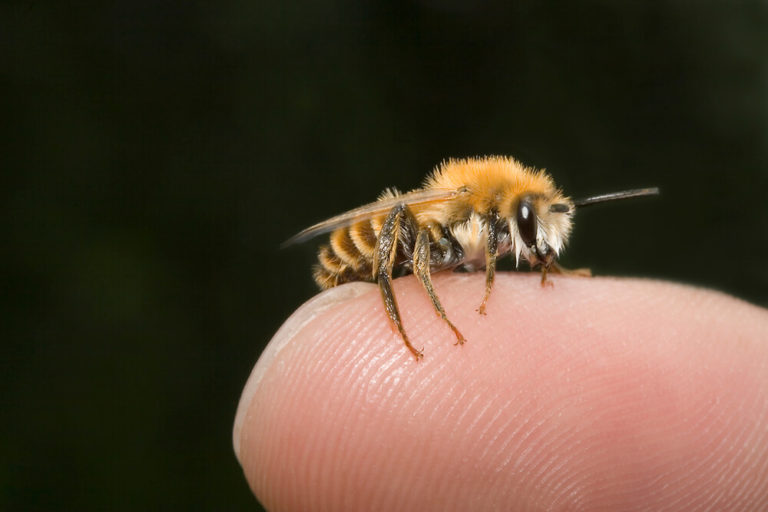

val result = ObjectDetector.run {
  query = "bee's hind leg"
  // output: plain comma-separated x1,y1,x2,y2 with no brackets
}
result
413,228,466,345
374,204,423,360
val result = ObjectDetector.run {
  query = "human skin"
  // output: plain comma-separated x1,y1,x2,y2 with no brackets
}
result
234,273,768,511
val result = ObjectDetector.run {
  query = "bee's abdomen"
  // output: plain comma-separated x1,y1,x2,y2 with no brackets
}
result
313,219,381,289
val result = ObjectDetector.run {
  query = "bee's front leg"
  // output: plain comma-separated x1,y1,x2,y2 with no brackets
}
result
540,261,592,287
540,265,554,287
551,262,592,278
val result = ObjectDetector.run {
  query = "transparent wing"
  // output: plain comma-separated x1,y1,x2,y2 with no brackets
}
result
282,187,465,247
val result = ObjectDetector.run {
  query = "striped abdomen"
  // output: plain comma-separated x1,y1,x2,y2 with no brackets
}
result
313,211,462,289
313,217,385,289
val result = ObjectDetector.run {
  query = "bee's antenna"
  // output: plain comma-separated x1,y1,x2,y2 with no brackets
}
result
574,187,659,208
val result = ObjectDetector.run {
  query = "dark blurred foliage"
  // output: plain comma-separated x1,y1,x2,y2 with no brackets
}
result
2,1,766,510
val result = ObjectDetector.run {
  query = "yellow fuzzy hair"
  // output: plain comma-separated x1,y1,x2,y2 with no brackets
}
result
417,155,564,224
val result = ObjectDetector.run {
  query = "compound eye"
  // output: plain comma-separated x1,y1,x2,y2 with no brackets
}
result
516,199,538,247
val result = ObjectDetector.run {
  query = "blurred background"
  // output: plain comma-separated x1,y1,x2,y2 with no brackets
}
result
3,1,767,510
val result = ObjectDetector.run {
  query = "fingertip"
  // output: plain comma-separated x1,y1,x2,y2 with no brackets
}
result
235,274,768,510
232,282,375,462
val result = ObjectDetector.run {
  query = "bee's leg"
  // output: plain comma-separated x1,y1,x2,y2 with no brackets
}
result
540,266,553,287
551,262,592,277
540,261,591,286
374,204,423,360
477,211,499,315
413,228,466,345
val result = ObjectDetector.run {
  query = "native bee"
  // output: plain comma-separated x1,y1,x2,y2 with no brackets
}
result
285,156,658,360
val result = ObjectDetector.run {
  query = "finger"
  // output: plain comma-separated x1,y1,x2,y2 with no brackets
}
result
234,274,768,511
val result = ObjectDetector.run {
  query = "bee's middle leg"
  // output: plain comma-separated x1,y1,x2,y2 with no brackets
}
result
477,211,499,315
412,228,466,345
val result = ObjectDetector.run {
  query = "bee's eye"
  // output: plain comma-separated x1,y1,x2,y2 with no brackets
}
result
516,199,537,247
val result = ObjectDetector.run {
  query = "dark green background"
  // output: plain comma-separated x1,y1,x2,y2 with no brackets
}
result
4,1,767,510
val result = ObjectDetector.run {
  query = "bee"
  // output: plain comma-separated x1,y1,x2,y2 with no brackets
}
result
285,156,658,360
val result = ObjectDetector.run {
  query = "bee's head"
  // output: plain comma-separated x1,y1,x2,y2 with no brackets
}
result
510,194,573,268
509,187,660,268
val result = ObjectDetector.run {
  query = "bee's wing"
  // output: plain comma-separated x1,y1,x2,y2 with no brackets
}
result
282,187,465,247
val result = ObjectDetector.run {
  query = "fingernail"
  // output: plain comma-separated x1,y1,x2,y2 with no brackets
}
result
232,282,373,463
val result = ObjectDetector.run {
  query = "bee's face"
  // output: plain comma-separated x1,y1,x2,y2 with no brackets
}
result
510,195,574,267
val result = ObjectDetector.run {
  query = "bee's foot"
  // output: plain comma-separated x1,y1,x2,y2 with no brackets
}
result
410,348,424,361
